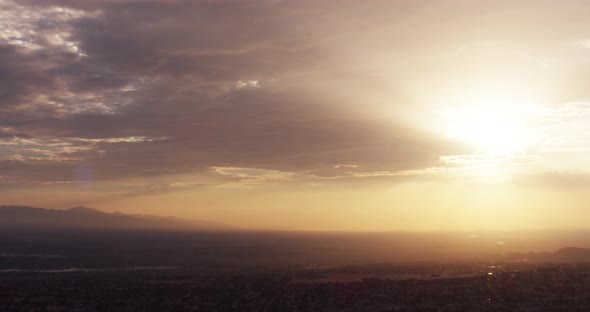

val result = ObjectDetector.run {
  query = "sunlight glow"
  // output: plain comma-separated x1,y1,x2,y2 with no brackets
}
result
441,96,540,154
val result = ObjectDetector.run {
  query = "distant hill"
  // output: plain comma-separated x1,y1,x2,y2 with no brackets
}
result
509,247,590,263
554,247,590,262
0,206,234,231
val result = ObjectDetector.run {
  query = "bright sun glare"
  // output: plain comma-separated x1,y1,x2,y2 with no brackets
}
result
441,96,540,154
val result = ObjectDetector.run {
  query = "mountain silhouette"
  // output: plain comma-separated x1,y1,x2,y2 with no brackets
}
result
509,247,590,263
554,247,590,262
0,205,233,231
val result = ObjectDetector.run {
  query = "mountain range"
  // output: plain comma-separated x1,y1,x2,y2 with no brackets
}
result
509,247,590,263
0,205,233,231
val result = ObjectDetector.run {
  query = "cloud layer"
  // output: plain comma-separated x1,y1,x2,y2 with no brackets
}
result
2,0,590,193
0,0,474,187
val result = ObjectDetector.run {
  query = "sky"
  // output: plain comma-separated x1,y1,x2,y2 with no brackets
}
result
1,0,590,231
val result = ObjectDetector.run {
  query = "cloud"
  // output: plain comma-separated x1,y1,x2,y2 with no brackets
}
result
537,101,590,153
236,80,260,89
333,164,359,169
0,0,95,53
212,166,298,184
10,0,587,189
440,153,542,166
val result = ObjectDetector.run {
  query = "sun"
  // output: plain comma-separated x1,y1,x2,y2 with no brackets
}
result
441,97,539,154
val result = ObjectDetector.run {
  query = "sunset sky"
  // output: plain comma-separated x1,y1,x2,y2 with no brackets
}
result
2,0,590,231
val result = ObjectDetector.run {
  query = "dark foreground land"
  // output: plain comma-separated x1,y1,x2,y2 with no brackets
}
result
2,229,590,311
3,262,590,311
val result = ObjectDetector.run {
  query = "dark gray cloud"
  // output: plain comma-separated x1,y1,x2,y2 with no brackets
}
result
0,45,57,109
0,0,486,185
